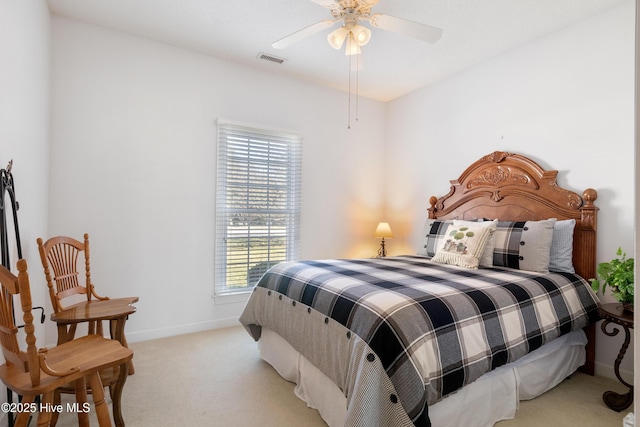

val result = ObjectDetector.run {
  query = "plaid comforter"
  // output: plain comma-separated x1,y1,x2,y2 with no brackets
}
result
239,255,600,427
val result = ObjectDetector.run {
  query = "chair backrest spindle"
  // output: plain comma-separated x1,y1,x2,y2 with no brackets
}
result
37,233,104,314
37,235,91,313
0,259,40,386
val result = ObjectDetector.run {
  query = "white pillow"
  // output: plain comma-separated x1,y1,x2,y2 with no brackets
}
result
453,219,498,268
432,222,495,269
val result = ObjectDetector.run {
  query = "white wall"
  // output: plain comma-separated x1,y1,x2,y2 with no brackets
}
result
0,1,51,335
0,0,51,416
385,1,635,378
50,17,387,342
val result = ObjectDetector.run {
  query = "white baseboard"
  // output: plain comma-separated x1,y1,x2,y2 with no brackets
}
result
125,316,241,343
594,360,634,382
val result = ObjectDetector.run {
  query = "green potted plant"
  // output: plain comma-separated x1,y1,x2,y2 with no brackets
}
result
590,247,634,312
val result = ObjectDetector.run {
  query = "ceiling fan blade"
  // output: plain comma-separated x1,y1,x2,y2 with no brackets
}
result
355,0,381,13
310,0,342,9
368,13,442,43
272,20,337,49
310,0,381,13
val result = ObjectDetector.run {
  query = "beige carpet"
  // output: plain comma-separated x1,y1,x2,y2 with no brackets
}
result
53,326,629,427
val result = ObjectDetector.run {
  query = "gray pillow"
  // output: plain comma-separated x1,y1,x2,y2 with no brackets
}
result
548,219,576,273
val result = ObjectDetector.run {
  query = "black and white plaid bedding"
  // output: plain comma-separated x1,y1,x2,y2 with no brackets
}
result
240,255,600,427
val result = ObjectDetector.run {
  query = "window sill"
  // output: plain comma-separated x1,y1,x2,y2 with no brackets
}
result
213,291,252,305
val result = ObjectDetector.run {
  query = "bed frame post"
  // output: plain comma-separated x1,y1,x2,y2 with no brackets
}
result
427,196,438,220
577,188,598,281
578,188,598,376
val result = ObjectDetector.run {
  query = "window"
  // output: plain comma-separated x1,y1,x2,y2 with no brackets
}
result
214,121,302,296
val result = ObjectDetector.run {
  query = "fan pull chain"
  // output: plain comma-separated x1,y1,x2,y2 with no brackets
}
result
348,63,351,129
355,53,359,124
347,50,361,130
348,51,352,129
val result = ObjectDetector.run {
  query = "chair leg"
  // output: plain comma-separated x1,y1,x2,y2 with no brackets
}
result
111,362,129,427
68,324,77,340
111,317,134,375
75,377,90,427
57,324,78,345
35,392,53,427
50,389,62,427
88,372,112,427
12,395,33,427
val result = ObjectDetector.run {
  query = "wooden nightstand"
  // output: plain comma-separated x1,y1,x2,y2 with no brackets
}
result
597,302,634,411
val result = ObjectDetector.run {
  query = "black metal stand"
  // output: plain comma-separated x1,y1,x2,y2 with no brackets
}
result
0,161,22,267
598,303,634,412
1,161,20,427
0,161,44,427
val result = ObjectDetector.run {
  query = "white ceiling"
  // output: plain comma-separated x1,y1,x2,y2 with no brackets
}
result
47,0,629,102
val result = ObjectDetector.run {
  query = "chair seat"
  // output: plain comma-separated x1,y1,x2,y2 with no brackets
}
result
0,335,133,396
53,299,138,324
61,296,139,313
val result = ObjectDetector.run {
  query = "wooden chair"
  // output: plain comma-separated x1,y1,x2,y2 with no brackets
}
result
36,233,138,345
0,259,133,427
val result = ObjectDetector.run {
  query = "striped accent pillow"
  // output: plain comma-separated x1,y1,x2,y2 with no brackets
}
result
492,219,557,272
549,219,576,273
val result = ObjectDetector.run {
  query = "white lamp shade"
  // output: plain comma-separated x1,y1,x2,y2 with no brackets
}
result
351,25,371,46
327,26,348,49
374,222,393,239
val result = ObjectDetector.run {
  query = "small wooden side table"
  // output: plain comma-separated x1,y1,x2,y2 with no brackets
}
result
597,302,634,411
51,298,137,427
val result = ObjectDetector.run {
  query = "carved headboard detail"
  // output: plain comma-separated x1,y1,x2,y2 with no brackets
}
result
428,151,598,280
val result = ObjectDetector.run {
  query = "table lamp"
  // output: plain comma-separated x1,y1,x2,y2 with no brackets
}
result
374,222,393,257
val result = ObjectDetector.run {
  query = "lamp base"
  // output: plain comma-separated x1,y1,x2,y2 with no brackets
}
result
377,239,387,258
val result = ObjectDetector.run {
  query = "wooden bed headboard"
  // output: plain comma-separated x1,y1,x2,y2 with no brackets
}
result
427,151,598,280
427,151,599,375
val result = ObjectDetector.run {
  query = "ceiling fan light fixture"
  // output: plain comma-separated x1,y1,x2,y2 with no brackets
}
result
328,26,348,49
351,25,371,46
345,33,362,55
270,0,444,129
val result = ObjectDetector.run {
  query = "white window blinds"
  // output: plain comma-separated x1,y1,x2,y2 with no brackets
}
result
215,121,302,295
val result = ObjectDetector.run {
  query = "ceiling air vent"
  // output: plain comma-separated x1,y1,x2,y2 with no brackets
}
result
257,52,286,65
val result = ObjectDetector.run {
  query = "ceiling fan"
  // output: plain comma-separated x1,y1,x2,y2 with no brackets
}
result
272,0,443,55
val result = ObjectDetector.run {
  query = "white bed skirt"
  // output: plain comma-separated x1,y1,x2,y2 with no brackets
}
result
258,328,587,427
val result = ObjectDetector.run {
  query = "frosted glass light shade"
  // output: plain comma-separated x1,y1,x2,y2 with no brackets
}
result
327,26,348,49
351,25,371,46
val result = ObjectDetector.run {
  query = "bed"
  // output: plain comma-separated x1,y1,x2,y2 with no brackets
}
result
239,151,601,427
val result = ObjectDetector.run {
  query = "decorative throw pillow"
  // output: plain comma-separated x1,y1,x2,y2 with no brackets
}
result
418,219,452,258
453,219,497,268
432,223,494,269
548,219,576,273
492,219,557,272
